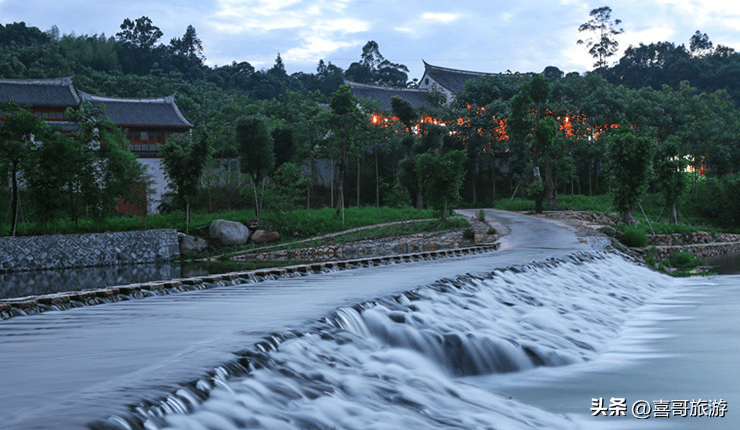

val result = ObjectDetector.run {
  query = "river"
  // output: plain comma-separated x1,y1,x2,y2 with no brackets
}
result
0,209,736,429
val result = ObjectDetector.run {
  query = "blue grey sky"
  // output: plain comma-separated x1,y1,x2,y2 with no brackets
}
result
2,0,739,80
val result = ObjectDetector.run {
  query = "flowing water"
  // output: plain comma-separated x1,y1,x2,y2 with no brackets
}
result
95,254,698,430
1,210,738,429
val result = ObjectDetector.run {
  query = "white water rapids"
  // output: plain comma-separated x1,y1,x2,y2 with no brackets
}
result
102,254,683,430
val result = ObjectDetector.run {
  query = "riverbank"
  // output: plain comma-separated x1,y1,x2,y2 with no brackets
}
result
535,210,740,271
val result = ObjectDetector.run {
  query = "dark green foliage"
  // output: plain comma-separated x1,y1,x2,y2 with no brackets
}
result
267,162,306,213
620,226,648,247
463,228,475,239
606,126,653,224
415,149,468,221
699,174,740,227
236,115,274,219
668,251,704,269
160,133,211,232
344,41,410,87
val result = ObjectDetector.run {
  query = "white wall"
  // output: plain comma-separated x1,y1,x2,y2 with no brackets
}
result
138,158,168,214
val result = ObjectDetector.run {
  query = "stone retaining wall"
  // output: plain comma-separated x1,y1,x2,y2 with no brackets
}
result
650,242,740,262
0,229,180,273
235,217,496,263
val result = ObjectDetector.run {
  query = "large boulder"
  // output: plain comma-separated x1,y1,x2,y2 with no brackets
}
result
209,219,250,247
179,234,208,256
251,230,280,244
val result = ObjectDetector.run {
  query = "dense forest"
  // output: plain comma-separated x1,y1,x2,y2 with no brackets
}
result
3,17,740,233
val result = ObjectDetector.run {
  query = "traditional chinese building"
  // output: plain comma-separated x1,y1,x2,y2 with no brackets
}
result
416,61,498,105
0,77,193,213
347,81,438,111
77,91,193,157
0,76,80,132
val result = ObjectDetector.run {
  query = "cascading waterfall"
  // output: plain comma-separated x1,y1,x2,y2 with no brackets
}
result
97,252,674,430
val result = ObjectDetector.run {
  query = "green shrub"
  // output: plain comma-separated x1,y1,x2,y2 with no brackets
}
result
487,227,497,235
463,228,475,239
621,226,648,247
477,209,486,222
668,251,704,268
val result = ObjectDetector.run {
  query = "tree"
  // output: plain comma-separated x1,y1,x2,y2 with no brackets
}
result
160,133,211,233
328,85,365,223
0,103,50,235
345,41,410,87
169,25,205,62
605,126,652,224
391,95,424,209
236,115,274,220
577,6,624,69
655,139,687,224
689,31,713,56
116,16,163,49
508,75,556,212
414,124,467,221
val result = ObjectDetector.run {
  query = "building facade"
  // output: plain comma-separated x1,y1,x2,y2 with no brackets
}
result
0,77,193,213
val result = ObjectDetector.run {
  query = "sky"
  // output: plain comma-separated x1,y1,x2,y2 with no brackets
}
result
2,0,740,81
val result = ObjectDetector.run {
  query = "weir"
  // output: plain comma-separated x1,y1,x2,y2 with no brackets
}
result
1,209,735,429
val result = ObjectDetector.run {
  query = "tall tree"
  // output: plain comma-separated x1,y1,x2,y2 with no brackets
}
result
160,133,211,232
236,115,274,220
169,25,205,62
508,75,556,212
414,124,467,221
116,16,163,49
605,126,652,224
577,6,624,69
328,85,365,223
689,30,713,56
345,41,410,87
0,103,50,235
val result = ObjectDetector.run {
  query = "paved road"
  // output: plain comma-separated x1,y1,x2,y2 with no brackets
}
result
0,209,594,430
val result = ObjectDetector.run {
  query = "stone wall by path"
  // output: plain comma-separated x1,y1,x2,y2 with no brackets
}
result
0,229,180,273
233,219,497,263
647,242,740,262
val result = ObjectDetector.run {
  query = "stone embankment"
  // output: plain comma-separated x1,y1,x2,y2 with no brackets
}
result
0,229,180,273
540,210,740,263
232,218,496,263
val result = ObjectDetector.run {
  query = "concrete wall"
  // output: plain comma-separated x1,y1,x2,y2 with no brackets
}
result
0,229,180,273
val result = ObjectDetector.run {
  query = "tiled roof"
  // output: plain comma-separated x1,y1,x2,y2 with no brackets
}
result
78,91,193,128
0,77,80,107
347,81,438,112
420,61,497,94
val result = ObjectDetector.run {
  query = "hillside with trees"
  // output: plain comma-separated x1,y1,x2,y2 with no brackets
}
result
3,15,740,237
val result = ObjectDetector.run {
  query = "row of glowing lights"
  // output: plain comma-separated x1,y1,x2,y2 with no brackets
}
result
370,111,616,141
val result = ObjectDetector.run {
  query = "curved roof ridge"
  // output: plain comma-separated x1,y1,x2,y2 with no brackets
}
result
78,90,176,104
0,76,74,85
77,90,192,128
421,61,491,77
345,80,426,92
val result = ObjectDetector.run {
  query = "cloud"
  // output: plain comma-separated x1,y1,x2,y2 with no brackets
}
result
420,12,464,24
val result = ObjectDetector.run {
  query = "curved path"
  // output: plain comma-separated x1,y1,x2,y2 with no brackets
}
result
0,210,594,430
